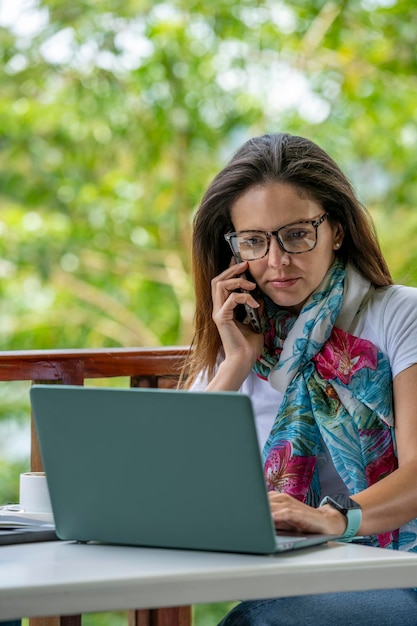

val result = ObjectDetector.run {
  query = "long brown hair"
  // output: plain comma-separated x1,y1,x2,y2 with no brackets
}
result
183,132,392,388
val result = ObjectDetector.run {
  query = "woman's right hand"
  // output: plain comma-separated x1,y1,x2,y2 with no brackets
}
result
206,261,265,391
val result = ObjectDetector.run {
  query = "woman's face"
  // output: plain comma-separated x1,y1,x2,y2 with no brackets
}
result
230,182,343,313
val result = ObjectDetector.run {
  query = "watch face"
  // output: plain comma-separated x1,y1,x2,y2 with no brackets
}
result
327,494,361,513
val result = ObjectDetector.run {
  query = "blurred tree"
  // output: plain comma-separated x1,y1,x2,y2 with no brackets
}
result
0,0,264,350
0,0,417,355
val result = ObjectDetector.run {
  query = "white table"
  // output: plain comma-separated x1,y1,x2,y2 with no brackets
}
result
1,539,417,621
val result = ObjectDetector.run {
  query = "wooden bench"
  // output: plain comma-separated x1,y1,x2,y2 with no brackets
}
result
0,346,191,626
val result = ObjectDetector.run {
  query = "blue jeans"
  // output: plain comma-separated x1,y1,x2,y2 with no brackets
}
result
217,589,417,625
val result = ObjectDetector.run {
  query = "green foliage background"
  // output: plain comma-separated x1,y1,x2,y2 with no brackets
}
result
2,0,417,355
1,0,417,623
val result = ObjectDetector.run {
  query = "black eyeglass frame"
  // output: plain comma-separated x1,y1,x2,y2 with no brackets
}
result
224,213,329,260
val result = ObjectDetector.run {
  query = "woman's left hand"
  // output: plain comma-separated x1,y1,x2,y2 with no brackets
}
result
268,492,347,536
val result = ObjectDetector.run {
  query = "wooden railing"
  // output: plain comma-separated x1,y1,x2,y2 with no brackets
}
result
0,346,191,626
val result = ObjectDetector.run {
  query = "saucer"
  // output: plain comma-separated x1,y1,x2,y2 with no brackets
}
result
0,504,54,523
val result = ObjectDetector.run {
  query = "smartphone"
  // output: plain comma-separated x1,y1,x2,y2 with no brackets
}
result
242,285,262,333
232,256,262,333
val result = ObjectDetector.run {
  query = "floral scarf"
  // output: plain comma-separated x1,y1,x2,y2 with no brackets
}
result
253,258,417,552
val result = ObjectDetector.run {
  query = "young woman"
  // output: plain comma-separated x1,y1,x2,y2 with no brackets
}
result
184,133,417,625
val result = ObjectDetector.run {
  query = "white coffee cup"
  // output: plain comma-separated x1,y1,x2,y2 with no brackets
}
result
19,472,52,513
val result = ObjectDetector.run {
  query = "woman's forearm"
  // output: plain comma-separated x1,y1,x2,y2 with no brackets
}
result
353,458,417,535
205,358,253,392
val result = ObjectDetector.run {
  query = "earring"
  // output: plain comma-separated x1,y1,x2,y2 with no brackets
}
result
335,242,341,249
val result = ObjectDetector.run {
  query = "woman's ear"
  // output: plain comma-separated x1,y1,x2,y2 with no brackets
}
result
333,223,345,250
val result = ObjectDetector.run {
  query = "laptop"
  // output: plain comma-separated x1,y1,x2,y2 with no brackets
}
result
30,385,339,554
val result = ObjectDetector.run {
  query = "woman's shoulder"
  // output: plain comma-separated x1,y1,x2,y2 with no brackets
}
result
367,283,417,315
360,284,417,377
360,283,417,336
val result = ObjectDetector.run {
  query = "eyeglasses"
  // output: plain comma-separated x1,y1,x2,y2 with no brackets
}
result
224,213,329,260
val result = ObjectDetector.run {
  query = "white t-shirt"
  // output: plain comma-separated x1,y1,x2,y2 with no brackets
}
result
193,284,417,497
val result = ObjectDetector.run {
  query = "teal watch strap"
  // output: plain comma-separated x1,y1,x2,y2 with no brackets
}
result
319,495,362,542
339,507,362,541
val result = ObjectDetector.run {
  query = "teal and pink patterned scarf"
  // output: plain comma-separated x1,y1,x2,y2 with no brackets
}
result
253,258,417,552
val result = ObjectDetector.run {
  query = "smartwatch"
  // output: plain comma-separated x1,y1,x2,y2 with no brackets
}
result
319,494,362,541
